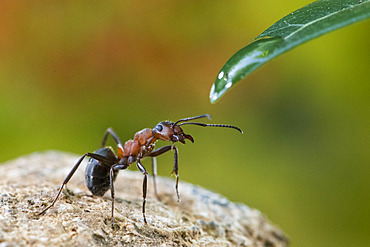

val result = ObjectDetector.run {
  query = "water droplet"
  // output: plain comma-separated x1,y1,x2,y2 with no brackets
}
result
209,84,219,103
218,71,224,80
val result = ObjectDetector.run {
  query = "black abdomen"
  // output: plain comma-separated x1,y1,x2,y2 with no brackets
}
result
85,147,118,196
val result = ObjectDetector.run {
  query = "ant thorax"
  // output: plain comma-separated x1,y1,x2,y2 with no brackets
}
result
138,143,155,158
133,128,153,146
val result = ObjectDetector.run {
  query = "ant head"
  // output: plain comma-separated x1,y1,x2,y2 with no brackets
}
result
152,121,194,144
152,114,242,144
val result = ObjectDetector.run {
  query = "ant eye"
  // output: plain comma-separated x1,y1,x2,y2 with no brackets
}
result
154,124,163,132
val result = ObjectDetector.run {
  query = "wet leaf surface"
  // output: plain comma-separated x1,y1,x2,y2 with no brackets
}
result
210,0,370,103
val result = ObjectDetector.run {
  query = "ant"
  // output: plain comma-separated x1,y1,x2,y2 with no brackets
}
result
38,114,242,227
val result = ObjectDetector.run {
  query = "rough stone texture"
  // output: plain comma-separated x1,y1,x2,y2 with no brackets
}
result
0,151,289,246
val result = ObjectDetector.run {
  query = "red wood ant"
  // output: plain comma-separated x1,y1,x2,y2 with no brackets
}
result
38,114,242,227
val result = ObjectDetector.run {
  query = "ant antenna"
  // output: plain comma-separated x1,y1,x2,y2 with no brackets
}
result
173,114,211,126
177,122,243,133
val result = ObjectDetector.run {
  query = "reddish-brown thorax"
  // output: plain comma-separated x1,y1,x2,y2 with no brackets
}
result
122,128,156,158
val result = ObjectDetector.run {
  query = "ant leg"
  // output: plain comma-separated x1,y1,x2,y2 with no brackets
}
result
101,128,125,159
151,157,161,201
109,163,129,228
136,159,148,224
149,145,172,157
38,152,111,215
149,145,172,200
171,146,180,202
101,128,123,147
149,145,180,202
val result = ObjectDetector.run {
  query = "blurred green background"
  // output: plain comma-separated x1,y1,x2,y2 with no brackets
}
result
1,1,369,246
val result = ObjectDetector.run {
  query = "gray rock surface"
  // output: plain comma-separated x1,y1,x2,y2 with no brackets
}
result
0,151,288,246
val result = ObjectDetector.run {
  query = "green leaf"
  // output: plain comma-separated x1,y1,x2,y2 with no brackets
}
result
210,0,370,103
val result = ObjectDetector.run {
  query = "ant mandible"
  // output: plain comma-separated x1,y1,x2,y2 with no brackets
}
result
38,114,242,227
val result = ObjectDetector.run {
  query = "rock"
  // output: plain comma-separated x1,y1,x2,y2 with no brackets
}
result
0,151,288,246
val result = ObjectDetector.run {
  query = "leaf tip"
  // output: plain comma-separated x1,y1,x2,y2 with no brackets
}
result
209,83,219,104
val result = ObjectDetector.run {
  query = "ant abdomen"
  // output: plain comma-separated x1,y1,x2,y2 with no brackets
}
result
85,147,118,196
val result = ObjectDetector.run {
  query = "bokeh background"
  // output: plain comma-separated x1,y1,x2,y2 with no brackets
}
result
1,1,369,246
